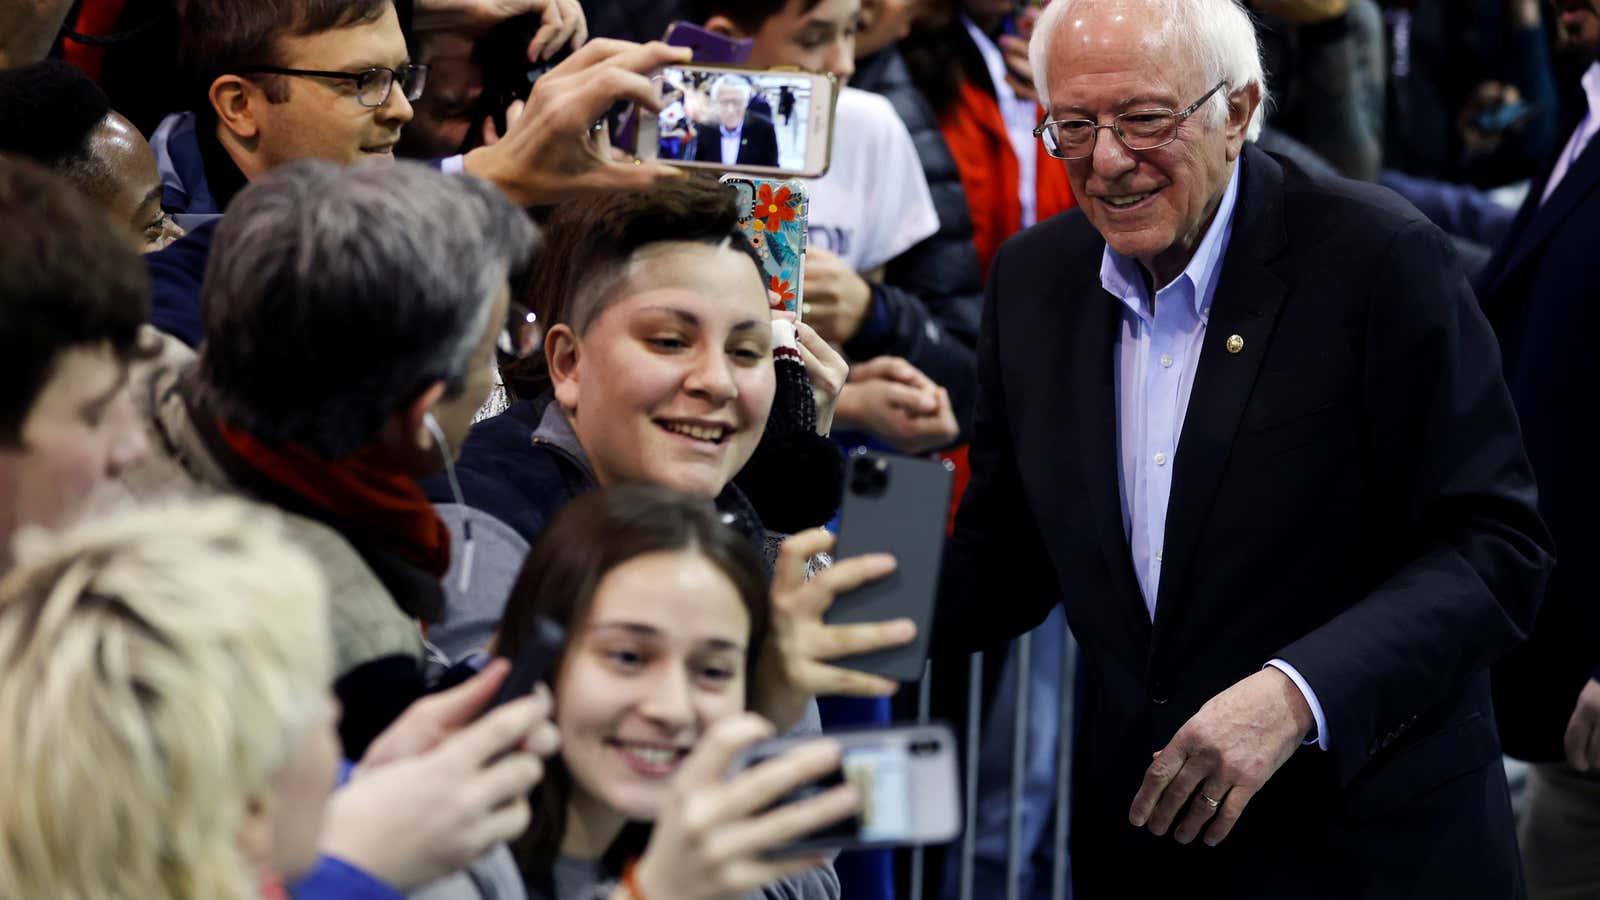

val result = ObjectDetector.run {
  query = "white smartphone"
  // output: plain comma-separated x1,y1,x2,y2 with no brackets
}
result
731,723,962,853
635,64,837,178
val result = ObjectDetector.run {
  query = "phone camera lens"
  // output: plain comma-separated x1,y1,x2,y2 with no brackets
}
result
909,740,940,757
850,456,890,497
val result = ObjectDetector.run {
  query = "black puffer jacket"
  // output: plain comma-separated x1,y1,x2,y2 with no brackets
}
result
850,47,985,439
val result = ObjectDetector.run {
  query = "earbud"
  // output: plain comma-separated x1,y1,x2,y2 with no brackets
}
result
422,411,475,595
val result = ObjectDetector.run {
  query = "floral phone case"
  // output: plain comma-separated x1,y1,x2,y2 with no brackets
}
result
721,175,808,320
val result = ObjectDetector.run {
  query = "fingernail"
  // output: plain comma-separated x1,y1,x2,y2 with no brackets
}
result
893,619,917,640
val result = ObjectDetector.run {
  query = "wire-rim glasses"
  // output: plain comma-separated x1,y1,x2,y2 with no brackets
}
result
1033,81,1230,160
235,64,430,108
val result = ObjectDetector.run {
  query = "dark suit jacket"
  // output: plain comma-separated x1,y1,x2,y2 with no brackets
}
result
692,112,780,167
936,144,1552,898
1477,128,1600,763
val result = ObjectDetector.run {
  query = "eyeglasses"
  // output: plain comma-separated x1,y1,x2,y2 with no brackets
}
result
1033,81,1230,160
498,302,541,360
235,64,430,108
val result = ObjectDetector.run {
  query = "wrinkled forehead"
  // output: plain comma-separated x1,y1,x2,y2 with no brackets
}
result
1043,1,1205,109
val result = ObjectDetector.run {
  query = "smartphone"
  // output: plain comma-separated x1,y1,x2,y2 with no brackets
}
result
828,451,954,682
635,65,837,178
732,723,962,853
485,616,566,714
663,21,754,64
722,175,808,318
1472,101,1536,134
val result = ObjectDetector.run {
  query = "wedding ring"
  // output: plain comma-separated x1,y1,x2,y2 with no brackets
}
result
802,302,813,316
1198,793,1222,810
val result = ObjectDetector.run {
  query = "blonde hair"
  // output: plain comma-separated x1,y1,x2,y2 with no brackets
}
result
0,499,334,900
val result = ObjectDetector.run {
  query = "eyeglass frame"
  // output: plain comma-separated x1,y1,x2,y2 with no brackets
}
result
1032,81,1231,160
234,64,431,108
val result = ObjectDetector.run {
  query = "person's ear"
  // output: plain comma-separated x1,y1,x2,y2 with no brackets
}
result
235,790,277,871
704,16,750,39
387,381,448,453
210,75,263,142
1223,82,1261,160
545,324,582,416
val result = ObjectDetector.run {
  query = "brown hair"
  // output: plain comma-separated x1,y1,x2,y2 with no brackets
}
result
178,0,391,107
502,174,764,401
494,485,771,886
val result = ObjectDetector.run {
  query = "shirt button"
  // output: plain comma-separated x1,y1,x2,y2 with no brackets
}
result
1160,354,1174,368
1154,451,1167,466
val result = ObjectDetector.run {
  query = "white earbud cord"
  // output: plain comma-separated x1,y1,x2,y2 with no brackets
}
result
422,413,475,594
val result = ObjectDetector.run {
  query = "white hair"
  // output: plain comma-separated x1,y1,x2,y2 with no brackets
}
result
1029,0,1270,140
710,74,754,105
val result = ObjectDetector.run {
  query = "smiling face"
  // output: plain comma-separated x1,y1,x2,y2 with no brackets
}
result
549,241,775,499
714,82,751,131
555,550,751,828
1043,5,1253,286
240,2,415,169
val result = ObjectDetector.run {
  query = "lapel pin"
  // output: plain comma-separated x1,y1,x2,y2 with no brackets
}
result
1226,334,1245,354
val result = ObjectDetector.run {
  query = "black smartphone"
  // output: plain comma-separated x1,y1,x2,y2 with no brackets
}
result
731,722,962,854
827,451,954,682
485,616,566,714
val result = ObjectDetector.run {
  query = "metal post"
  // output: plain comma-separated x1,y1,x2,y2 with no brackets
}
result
1051,625,1077,900
1006,634,1033,900
910,660,933,900
958,651,983,900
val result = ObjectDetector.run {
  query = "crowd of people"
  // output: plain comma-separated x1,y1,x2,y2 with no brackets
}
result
0,0,1596,898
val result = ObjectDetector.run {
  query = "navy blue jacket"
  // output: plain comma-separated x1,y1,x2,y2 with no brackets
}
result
1479,124,1600,763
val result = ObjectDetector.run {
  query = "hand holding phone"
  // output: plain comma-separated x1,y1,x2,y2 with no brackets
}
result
753,528,916,733
628,714,857,900
730,722,962,853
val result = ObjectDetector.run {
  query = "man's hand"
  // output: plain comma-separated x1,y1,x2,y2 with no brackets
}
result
322,689,559,889
999,33,1038,105
629,715,857,900
754,529,914,732
802,248,874,345
413,0,588,60
463,39,691,207
1563,678,1600,772
358,658,559,772
833,357,959,454
1129,667,1313,847
1250,0,1349,24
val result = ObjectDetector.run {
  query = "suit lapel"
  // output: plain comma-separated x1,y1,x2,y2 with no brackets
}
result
1483,138,1600,303
1151,147,1290,648
1061,265,1153,646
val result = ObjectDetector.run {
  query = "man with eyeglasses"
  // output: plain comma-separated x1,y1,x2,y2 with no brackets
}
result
139,0,688,347
920,0,1552,895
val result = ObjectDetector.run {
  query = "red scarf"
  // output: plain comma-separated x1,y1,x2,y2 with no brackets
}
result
215,421,452,578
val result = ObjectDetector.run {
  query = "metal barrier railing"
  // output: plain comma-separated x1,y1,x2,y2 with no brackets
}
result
905,615,1078,900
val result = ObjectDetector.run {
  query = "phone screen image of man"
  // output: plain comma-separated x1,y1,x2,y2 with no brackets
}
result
660,71,813,170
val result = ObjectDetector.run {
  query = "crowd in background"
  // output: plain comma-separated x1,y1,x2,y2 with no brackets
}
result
1,0,1598,897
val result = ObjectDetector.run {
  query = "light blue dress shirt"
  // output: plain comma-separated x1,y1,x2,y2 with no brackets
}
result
1101,159,1329,750
721,123,744,165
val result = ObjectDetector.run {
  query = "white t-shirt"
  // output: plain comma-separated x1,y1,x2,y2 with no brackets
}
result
803,87,940,272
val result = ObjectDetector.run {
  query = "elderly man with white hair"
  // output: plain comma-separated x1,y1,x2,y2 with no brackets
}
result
694,74,781,167
922,0,1554,895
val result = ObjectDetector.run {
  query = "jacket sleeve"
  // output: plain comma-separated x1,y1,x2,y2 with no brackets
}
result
1273,220,1554,785
933,239,1064,658
290,856,405,900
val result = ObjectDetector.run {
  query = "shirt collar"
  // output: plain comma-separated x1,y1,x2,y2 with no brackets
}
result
1583,62,1600,124
1099,155,1243,322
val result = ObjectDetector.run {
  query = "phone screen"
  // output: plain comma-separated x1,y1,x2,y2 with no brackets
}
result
746,732,947,851
655,68,819,173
